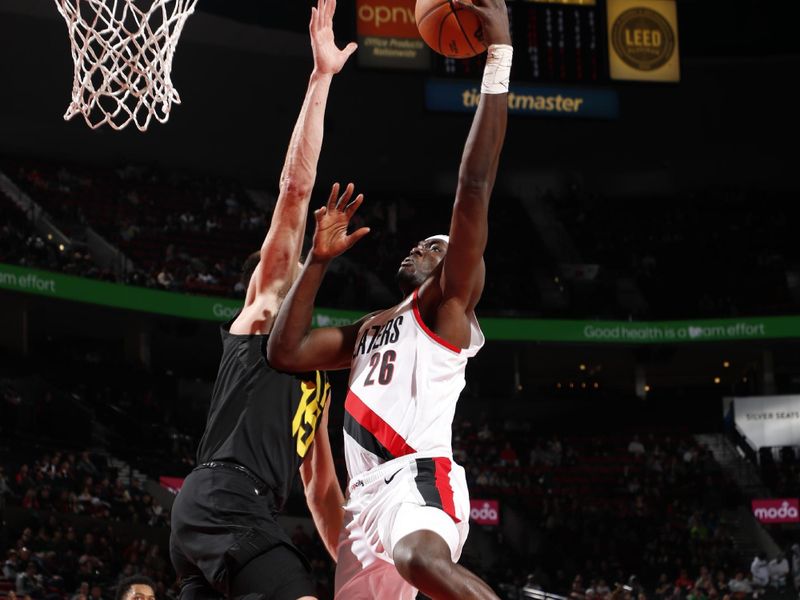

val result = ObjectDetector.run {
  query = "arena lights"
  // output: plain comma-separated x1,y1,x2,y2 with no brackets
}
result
593,382,600,389
579,364,587,371
714,377,721,384
644,385,651,392
723,361,731,368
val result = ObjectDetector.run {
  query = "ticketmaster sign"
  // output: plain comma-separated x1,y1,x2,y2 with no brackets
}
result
426,80,620,119
1,263,799,343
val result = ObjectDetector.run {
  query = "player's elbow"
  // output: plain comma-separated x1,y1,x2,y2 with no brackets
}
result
266,337,297,372
456,175,492,202
279,177,312,201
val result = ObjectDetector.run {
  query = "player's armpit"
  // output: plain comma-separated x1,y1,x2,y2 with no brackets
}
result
268,320,364,373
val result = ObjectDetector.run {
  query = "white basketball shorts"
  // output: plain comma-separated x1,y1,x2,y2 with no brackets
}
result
333,454,471,600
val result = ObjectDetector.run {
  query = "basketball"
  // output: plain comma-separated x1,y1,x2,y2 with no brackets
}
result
415,0,487,59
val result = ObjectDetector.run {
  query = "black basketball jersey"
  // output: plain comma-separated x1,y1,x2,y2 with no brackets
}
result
196,320,330,511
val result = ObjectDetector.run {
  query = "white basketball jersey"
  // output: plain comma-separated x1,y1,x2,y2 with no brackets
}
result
343,289,484,478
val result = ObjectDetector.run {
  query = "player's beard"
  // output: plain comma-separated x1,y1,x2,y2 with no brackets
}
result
396,265,427,295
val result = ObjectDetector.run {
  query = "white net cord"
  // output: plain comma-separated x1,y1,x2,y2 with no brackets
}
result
53,0,198,132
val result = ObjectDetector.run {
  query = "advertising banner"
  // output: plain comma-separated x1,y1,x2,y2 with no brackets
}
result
607,0,680,82
426,80,619,119
356,0,430,70
732,395,800,449
159,476,185,494
0,262,362,326
4,263,800,344
752,499,800,524
470,499,500,525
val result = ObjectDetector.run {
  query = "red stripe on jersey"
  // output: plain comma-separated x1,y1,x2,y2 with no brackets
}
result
411,289,461,354
433,457,459,522
345,390,416,458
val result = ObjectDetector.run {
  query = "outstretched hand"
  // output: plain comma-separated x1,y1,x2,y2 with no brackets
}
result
454,0,511,46
310,183,370,262
310,0,357,75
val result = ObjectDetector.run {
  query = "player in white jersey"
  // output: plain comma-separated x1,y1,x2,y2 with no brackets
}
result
268,1,511,597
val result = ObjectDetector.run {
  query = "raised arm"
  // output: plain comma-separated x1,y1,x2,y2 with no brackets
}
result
268,183,371,372
232,0,357,335
439,0,511,311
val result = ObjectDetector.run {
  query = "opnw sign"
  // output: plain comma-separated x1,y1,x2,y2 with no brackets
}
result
356,0,429,70
470,499,500,525
357,0,417,37
752,499,800,524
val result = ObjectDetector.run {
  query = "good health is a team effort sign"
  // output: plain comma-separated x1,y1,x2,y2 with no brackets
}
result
1,263,797,344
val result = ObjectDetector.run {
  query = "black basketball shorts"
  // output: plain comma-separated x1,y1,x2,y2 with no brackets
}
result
169,466,315,599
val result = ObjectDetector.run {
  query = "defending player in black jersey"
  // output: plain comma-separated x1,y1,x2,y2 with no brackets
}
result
168,2,353,598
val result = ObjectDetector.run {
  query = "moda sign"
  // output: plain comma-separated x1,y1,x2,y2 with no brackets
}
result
470,499,500,526
752,499,800,524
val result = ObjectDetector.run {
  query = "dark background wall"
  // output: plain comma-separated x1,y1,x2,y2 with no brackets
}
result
1,0,798,195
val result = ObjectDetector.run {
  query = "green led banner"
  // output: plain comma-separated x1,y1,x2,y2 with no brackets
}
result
0,263,360,328
2,263,799,343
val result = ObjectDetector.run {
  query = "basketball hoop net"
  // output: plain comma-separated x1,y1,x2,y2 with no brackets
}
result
53,0,198,132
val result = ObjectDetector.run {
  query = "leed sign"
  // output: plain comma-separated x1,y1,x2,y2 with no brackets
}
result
356,0,430,69
607,0,680,82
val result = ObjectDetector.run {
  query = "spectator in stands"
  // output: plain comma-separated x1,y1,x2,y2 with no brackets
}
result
4,548,20,578
16,563,44,597
15,464,34,490
727,572,751,599
89,585,105,600
687,585,708,600
654,574,673,600
499,442,520,467
676,569,695,593
0,464,10,522
751,552,769,596
114,575,156,600
156,269,175,290
695,566,715,597
628,435,646,456
77,451,99,478
791,544,800,592
71,582,90,600
768,552,789,590
714,571,729,597
570,575,586,600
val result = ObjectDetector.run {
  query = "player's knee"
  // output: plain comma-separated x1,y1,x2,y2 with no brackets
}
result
393,531,453,587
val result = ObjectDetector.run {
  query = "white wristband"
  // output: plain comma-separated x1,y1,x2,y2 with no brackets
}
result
481,44,513,95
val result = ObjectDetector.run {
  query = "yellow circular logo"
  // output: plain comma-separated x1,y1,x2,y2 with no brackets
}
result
612,7,675,71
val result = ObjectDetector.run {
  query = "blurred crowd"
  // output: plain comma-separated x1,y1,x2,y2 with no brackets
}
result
450,418,800,600
554,187,798,319
759,447,800,498
9,160,798,319
1,416,798,599
2,450,167,527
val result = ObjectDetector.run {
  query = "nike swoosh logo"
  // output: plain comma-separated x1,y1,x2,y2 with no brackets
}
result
384,468,403,485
